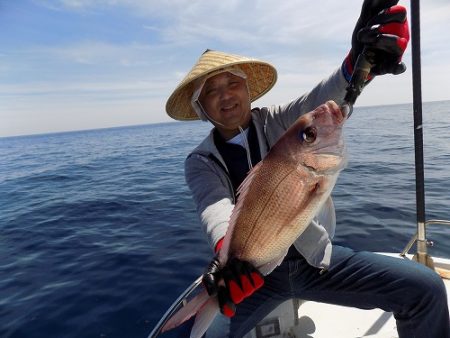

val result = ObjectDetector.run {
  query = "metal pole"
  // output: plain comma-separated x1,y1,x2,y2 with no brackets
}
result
410,0,433,267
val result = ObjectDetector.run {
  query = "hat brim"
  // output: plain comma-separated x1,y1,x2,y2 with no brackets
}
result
165,50,277,121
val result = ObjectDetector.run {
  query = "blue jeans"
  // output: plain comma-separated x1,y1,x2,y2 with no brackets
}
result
225,245,449,338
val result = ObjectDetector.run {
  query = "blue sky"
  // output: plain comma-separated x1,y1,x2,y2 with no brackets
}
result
1,0,450,137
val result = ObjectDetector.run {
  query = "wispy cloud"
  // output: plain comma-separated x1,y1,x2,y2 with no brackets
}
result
2,0,450,137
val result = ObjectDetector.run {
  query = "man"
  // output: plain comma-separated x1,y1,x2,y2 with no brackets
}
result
165,1,449,337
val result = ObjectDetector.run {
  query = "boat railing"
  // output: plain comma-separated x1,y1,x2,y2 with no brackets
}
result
401,219,450,257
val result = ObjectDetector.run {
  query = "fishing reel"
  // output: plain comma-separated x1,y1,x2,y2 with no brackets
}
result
342,48,376,118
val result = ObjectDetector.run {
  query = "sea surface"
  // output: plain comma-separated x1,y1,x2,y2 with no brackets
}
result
1,101,449,338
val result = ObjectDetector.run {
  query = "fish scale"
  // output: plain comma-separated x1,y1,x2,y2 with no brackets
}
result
231,165,317,265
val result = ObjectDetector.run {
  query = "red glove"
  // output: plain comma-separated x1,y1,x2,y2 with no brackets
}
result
202,238,264,317
219,258,264,317
343,0,410,81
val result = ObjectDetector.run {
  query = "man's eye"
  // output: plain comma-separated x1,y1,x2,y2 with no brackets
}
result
205,88,217,96
229,81,240,88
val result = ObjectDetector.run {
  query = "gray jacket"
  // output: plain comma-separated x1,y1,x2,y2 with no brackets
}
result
185,67,349,270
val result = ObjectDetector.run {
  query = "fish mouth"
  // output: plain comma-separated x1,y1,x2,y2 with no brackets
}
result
313,135,346,155
339,104,351,120
314,151,348,174
310,138,348,173
320,100,347,124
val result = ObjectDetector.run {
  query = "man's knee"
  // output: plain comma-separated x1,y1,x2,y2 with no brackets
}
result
402,265,447,312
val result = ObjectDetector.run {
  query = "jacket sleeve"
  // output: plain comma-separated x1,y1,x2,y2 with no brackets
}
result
261,67,349,145
185,153,234,251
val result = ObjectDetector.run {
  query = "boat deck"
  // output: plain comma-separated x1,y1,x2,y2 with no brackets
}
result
243,254,450,338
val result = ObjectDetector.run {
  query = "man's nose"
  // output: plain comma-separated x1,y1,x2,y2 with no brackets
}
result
218,86,233,100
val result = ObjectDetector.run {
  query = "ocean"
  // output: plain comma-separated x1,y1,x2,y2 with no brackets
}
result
1,101,449,338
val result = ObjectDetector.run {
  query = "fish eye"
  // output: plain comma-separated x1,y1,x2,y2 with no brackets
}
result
300,126,317,143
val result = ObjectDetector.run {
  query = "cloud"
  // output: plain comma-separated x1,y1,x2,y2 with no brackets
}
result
2,0,450,137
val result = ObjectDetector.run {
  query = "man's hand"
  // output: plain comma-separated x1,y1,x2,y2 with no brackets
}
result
202,255,264,317
344,0,410,80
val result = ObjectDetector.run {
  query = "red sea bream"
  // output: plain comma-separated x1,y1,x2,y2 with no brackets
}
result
162,100,348,337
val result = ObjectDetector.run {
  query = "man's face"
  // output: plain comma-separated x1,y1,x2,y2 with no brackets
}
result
199,71,251,139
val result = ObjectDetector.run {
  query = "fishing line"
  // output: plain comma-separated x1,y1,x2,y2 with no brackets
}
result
238,125,253,170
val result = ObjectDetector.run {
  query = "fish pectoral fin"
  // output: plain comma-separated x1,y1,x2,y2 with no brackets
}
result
258,251,288,276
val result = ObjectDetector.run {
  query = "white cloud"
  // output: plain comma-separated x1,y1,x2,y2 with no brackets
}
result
2,0,450,137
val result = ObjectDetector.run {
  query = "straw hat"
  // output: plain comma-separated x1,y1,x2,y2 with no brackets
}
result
165,49,277,121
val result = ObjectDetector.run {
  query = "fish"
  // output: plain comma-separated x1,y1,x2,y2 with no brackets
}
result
161,100,347,337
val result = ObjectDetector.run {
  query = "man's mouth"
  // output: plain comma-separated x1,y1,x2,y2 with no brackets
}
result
221,103,238,113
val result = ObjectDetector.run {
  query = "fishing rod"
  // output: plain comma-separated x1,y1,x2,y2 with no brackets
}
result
344,1,440,269
408,0,434,267
400,1,450,280
341,48,376,118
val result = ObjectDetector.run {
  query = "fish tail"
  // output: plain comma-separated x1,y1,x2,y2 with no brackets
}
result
161,289,217,333
190,296,220,338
